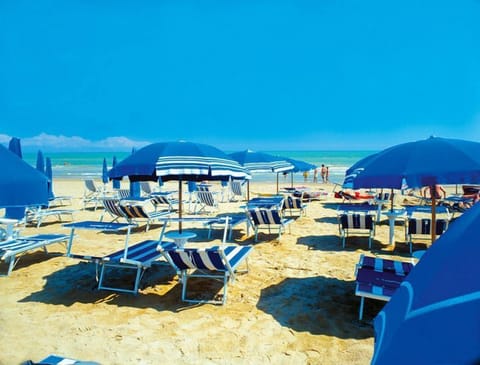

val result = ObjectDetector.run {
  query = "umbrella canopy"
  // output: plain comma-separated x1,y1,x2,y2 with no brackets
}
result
229,149,294,173
343,136,480,241
112,156,120,189
372,202,480,364
283,157,316,173
0,144,49,208
109,141,251,231
229,150,294,196
102,158,109,184
36,150,45,174
344,136,480,189
8,137,22,158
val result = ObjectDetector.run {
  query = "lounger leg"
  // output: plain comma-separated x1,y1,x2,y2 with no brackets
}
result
359,297,365,321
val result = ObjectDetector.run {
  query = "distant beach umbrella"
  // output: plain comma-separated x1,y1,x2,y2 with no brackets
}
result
282,157,316,188
229,149,294,198
102,158,109,184
8,137,22,159
36,150,45,174
112,156,120,189
372,202,480,364
0,144,48,208
45,157,55,201
342,136,480,241
109,141,251,232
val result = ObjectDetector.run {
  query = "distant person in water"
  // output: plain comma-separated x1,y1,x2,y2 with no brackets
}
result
313,168,318,183
320,164,327,183
325,166,329,182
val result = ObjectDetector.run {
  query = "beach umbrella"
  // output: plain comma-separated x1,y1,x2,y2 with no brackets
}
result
112,156,120,189
372,202,480,364
36,150,45,174
342,136,480,241
0,144,49,208
229,149,294,198
8,137,22,158
109,141,251,231
102,158,109,184
45,157,55,200
283,157,316,188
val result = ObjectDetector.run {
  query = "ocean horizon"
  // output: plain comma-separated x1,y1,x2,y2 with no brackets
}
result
21,150,376,185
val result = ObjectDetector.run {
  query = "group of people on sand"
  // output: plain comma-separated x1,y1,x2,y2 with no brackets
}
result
308,164,329,183
424,184,480,211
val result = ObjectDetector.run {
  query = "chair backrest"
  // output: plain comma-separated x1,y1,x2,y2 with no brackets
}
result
248,208,282,226
340,213,374,230
140,182,152,195
120,199,155,219
102,198,125,218
197,190,216,207
231,180,243,197
188,181,198,193
117,189,130,199
407,218,448,235
85,179,98,193
283,196,302,210
377,192,393,201
163,247,229,271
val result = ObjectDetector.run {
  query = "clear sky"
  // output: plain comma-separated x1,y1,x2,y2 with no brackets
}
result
1,0,480,152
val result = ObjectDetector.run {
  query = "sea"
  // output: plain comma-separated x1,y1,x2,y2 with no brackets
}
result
21,150,376,186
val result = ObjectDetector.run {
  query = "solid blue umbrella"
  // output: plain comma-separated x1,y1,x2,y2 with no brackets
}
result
109,141,251,231
0,144,48,208
372,202,480,364
112,156,120,189
342,136,480,241
283,157,316,188
102,158,109,184
36,150,45,174
8,137,22,159
45,157,55,200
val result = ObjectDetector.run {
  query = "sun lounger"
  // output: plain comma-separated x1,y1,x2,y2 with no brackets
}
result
158,244,253,305
119,198,172,231
338,213,376,249
246,207,293,242
205,215,248,241
32,353,100,364
26,206,76,228
0,233,69,276
354,254,414,320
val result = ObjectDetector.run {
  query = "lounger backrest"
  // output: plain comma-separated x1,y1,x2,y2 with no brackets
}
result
120,199,156,219
408,218,448,235
340,213,373,230
117,189,130,199
377,192,392,201
140,182,152,195
85,179,98,193
150,194,170,205
248,208,282,225
283,196,302,209
231,181,243,196
163,246,251,273
197,190,216,207
360,255,413,276
102,198,125,218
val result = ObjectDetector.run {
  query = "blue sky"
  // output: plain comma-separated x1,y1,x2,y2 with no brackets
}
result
1,0,480,152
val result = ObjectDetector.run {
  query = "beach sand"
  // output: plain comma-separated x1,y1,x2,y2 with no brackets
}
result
0,179,437,365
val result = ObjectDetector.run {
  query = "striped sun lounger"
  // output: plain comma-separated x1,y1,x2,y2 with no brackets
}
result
0,233,69,276
34,353,100,364
71,240,176,295
354,254,414,320
158,244,253,305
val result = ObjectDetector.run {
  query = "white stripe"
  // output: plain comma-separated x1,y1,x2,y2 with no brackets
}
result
393,261,404,275
374,258,383,272
177,251,196,269
197,250,218,270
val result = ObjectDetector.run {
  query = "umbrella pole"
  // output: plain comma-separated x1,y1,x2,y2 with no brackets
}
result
247,180,250,201
276,173,279,194
431,186,436,243
291,172,293,189
390,188,394,211
179,179,183,233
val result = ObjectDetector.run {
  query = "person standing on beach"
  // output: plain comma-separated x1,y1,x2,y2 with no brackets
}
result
303,170,309,182
320,164,327,183
325,166,329,182
313,168,318,183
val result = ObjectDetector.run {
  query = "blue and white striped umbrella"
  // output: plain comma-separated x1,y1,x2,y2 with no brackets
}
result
109,141,251,231
229,149,294,173
110,141,251,182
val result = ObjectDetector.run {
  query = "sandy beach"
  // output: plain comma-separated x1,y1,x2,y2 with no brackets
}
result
0,179,437,365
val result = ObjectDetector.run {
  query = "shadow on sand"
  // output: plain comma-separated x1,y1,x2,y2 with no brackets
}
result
256,275,380,338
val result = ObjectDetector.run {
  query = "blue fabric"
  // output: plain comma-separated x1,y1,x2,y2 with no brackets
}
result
102,157,109,184
112,156,121,189
8,137,22,158
109,141,250,182
343,136,480,189
229,149,294,173
283,157,316,173
372,202,480,364
0,144,48,208
45,157,54,200
36,150,45,174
